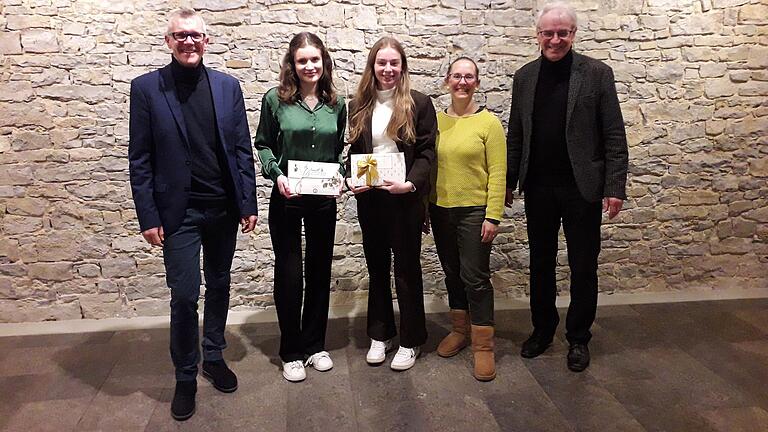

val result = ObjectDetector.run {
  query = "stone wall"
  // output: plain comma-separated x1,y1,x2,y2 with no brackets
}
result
0,0,766,322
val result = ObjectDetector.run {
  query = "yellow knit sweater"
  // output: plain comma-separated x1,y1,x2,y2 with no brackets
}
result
430,109,507,220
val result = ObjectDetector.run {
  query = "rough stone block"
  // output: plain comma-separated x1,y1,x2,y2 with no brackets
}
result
5,198,47,217
76,264,101,278
101,257,136,278
749,159,768,178
20,30,58,53
325,28,366,51
191,0,248,11
704,77,736,98
1,215,43,234
738,4,768,24
79,294,132,319
28,262,73,281
6,15,52,30
0,31,23,54
0,300,82,323
699,63,727,78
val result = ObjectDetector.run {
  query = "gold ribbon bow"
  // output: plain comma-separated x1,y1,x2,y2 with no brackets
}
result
356,156,379,186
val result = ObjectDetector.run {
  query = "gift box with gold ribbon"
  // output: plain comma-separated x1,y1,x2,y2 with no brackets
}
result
349,152,406,187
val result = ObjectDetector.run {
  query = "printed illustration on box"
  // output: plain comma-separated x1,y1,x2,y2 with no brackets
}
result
288,160,342,195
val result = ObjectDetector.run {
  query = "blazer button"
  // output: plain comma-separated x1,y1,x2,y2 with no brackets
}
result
185,160,191,166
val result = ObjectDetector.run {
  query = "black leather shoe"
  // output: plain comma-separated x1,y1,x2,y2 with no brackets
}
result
520,331,553,358
171,380,196,421
202,360,238,393
567,343,590,372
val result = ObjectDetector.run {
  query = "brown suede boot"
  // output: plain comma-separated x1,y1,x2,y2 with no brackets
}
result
437,309,470,357
471,325,496,381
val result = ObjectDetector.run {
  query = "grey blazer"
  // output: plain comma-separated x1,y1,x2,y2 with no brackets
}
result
506,52,629,202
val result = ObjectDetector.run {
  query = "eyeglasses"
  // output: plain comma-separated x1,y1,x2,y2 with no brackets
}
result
537,29,574,39
169,31,206,42
448,73,477,83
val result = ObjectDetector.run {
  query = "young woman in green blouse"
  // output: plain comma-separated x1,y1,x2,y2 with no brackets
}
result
253,32,346,383
430,57,506,381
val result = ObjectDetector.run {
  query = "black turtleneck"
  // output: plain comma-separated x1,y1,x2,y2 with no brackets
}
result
526,49,576,188
170,57,232,207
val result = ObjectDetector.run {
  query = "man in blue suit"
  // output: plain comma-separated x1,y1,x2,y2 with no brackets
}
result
128,8,258,421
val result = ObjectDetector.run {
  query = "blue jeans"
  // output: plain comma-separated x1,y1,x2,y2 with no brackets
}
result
163,206,238,381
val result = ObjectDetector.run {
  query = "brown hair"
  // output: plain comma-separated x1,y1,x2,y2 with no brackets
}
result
277,32,337,106
445,56,480,83
348,37,415,144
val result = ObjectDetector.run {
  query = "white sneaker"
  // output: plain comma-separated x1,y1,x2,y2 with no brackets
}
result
282,360,306,382
305,351,333,372
390,346,420,371
366,338,394,365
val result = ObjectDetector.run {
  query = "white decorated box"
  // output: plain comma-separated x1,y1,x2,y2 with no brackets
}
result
349,152,406,187
287,160,342,196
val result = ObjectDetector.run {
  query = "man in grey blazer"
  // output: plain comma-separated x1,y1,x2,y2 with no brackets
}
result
505,1,628,372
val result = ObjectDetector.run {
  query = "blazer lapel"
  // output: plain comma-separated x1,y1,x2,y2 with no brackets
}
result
207,68,227,148
364,120,373,153
160,65,190,148
522,57,541,119
566,52,585,132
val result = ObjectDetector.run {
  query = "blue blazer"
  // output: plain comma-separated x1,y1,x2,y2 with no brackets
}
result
129,64,258,235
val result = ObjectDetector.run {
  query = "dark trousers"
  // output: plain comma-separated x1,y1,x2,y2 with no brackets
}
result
524,184,602,345
163,206,239,382
356,189,427,348
430,204,494,326
269,187,336,362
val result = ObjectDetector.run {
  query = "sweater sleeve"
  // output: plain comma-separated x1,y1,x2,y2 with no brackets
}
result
484,114,507,220
253,89,282,182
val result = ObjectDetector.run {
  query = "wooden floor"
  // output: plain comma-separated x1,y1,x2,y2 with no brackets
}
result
1,298,767,431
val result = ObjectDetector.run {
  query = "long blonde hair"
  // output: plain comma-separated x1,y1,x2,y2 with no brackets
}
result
348,37,415,144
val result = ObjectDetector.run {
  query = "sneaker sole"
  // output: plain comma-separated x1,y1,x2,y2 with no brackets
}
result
390,352,420,371
390,361,416,371
202,370,238,393
366,356,386,365
282,372,306,382
171,406,195,421
311,364,333,372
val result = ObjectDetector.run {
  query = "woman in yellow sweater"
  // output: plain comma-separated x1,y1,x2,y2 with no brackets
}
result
430,57,506,381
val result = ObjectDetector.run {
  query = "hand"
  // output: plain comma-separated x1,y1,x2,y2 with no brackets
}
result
277,175,299,199
346,178,372,195
603,197,623,219
505,188,515,207
480,220,498,243
380,180,414,195
142,226,164,247
240,215,257,233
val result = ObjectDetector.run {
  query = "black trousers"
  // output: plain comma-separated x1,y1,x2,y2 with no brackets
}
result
269,187,337,362
524,184,602,345
430,204,494,326
356,189,427,348
163,205,239,381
